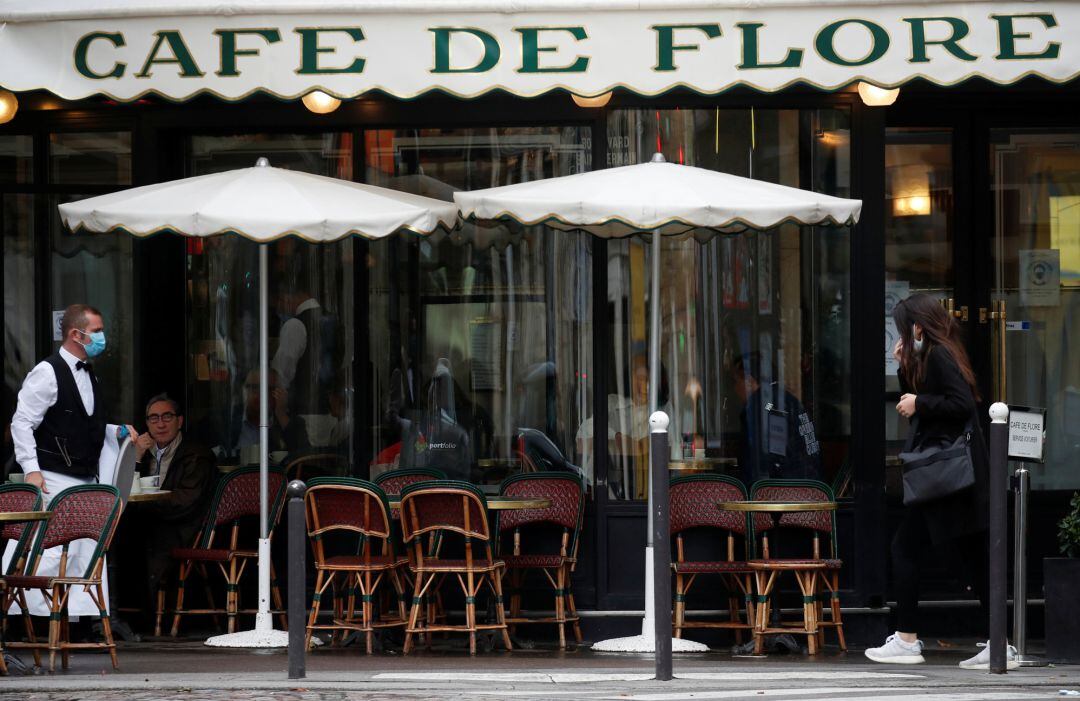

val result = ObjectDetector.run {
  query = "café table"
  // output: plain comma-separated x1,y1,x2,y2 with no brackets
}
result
715,499,838,656
0,510,50,675
669,457,738,473
127,490,172,504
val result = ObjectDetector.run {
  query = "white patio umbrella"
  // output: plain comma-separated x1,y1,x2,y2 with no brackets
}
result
59,157,457,648
455,153,861,653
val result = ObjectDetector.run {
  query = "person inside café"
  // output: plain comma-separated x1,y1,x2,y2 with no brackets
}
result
210,368,309,460
129,393,216,608
732,352,822,486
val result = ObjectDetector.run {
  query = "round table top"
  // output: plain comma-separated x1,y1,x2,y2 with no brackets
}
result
0,510,50,523
389,496,551,511
716,500,838,512
128,490,172,503
477,458,522,469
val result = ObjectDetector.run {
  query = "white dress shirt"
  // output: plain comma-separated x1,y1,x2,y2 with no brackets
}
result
10,346,96,474
272,297,320,388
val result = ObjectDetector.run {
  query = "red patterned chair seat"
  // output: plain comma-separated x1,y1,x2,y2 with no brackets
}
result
502,554,572,569
323,554,407,570
169,547,256,562
673,560,752,574
2,575,54,589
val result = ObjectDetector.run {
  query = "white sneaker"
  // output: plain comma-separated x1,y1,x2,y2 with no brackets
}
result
865,633,926,664
958,641,1020,670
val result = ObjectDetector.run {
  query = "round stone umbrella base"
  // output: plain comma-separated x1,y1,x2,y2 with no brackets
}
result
592,634,708,653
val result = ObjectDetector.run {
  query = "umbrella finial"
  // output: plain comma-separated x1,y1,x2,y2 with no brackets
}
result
650,152,666,164
255,157,270,168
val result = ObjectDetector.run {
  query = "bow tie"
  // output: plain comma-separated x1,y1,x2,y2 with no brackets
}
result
75,360,93,372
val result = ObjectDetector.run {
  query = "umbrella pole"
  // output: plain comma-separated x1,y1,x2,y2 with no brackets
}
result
642,226,661,638
257,242,271,632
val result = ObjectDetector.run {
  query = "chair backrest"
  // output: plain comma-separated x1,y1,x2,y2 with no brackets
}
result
25,484,121,580
669,474,748,536
0,483,43,575
196,466,287,548
749,479,837,554
304,477,394,545
497,472,584,556
399,480,491,543
374,467,447,496
112,437,137,505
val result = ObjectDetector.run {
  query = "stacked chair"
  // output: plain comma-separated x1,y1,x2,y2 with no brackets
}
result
303,477,408,653
746,479,846,654
668,474,755,642
159,466,288,636
2,484,123,672
398,480,511,655
0,483,43,675
496,472,584,649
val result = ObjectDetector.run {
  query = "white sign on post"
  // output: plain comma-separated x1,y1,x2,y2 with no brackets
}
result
1008,406,1046,462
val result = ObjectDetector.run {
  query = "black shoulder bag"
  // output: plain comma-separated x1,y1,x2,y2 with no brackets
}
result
898,415,976,506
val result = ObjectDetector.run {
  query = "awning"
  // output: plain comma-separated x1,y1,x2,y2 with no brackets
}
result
1,0,1077,101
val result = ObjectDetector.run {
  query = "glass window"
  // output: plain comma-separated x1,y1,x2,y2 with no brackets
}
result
3,194,35,468
990,129,1080,490
365,127,593,490
604,108,852,499
185,134,355,473
884,128,954,447
0,135,33,184
50,194,134,424
50,132,131,186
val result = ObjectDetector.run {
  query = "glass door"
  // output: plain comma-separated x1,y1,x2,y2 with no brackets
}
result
989,130,1080,491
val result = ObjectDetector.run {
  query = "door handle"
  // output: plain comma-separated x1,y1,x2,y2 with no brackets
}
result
945,298,969,322
979,307,989,324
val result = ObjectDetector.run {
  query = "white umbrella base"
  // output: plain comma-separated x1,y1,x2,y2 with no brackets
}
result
204,628,289,648
591,635,708,653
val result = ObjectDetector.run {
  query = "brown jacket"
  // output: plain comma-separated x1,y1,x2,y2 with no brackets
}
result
136,434,217,526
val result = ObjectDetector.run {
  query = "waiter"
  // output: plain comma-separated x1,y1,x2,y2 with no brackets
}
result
8,303,129,617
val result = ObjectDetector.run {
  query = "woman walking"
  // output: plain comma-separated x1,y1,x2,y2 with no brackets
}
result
865,293,1016,669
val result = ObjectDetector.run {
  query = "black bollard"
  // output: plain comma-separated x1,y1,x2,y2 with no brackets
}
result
651,411,673,681
287,479,307,680
988,404,1008,674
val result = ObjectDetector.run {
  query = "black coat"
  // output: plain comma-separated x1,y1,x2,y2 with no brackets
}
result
900,345,989,544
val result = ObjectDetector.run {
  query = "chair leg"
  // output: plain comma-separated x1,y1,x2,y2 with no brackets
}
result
553,567,566,650
270,563,287,631
47,590,61,673
363,571,374,655
568,590,583,644
673,573,685,639
827,572,846,651
154,588,166,637
492,570,512,652
60,607,70,670
170,562,191,637
226,560,238,634
17,591,41,668
403,572,426,655
97,583,119,670
305,569,326,650
196,563,222,631
465,571,477,656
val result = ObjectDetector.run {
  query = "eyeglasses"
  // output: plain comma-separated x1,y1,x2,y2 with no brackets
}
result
146,412,177,425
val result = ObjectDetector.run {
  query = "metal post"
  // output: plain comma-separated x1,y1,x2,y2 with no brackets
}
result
1013,462,1047,666
287,479,307,680
988,403,1009,674
650,411,672,681
256,240,272,631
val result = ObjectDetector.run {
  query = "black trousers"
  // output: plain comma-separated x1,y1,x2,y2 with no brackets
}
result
891,506,989,636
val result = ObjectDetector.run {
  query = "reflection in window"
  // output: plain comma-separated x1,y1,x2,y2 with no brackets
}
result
602,108,851,499
0,135,32,184
366,127,593,490
185,134,355,473
50,132,131,186
3,194,35,466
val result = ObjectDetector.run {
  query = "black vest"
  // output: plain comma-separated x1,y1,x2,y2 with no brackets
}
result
31,353,106,477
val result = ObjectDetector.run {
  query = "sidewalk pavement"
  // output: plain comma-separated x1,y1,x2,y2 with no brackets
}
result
1,638,1077,699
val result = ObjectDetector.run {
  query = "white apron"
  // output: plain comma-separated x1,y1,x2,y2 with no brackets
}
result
4,432,118,618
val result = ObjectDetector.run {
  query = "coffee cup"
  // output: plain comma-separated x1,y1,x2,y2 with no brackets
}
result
130,473,142,494
694,448,706,459
140,475,160,492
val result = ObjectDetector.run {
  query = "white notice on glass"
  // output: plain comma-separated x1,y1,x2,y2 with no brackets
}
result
1019,249,1060,307
1008,407,1046,462
52,310,64,341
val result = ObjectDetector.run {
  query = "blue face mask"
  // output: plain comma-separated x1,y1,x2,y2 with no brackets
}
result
79,329,107,358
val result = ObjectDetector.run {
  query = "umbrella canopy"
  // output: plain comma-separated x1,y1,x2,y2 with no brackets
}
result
60,158,456,648
60,158,458,241
455,153,862,237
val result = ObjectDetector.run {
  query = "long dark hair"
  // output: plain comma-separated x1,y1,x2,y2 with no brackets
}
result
892,293,980,401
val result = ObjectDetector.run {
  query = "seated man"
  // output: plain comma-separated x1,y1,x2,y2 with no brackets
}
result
131,393,217,609
232,368,309,458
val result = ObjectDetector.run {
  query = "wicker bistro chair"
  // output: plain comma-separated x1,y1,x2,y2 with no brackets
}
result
303,477,409,653
0,484,43,676
496,472,584,649
374,468,447,506
160,466,288,637
398,480,512,655
2,484,123,672
746,479,845,655
668,474,755,642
